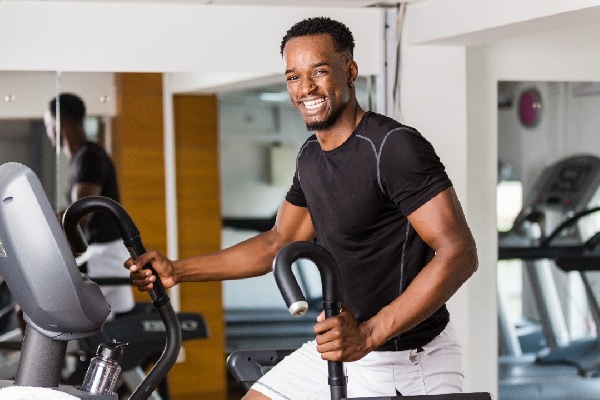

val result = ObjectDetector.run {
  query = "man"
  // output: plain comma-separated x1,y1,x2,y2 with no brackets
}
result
45,93,134,320
128,17,478,399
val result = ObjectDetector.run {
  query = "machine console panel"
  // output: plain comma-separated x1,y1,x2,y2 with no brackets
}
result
532,155,600,212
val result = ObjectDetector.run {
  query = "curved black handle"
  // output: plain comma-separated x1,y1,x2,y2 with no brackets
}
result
63,196,168,305
273,241,346,400
274,241,343,317
62,196,182,400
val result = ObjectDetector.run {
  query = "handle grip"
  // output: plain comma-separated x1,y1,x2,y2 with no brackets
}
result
63,196,182,400
273,241,343,316
62,196,168,305
272,241,346,400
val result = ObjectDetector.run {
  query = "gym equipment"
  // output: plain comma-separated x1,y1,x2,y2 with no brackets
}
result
228,240,492,400
0,277,20,380
498,154,600,375
67,305,208,399
0,162,181,399
0,280,209,400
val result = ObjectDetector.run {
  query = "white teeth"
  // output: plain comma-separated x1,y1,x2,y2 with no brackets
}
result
303,98,325,109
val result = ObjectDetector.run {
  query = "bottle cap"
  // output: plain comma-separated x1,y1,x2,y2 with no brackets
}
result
97,340,131,363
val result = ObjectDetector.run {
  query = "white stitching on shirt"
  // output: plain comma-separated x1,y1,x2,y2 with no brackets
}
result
254,381,292,400
399,221,411,295
357,127,404,196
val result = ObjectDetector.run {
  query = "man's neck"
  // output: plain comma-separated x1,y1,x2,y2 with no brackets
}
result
316,103,365,151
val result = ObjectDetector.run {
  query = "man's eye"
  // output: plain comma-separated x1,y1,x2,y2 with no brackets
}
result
287,75,298,81
315,70,326,76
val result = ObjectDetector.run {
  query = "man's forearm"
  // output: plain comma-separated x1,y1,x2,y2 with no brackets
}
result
173,230,281,282
364,248,477,350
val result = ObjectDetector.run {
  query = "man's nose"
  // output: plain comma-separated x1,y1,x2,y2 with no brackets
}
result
298,77,317,96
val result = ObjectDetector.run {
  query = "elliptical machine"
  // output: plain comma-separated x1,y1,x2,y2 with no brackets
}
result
498,154,600,376
228,241,492,400
0,162,181,399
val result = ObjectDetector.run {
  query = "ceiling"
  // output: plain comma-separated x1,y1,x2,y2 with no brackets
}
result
188,0,423,5
48,0,425,6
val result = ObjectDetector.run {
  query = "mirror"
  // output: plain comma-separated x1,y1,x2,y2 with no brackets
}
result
497,80,600,398
0,71,116,210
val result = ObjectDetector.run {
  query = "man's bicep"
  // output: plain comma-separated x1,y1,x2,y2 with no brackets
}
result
407,187,472,251
274,199,315,244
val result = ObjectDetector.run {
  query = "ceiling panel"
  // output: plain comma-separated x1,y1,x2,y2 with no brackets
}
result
10,0,424,6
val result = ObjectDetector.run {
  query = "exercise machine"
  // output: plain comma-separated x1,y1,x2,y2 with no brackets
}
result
228,241,492,400
0,277,20,380
0,276,209,400
68,305,208,399
498,155,600,377
498,154,600,375
0,162,181,399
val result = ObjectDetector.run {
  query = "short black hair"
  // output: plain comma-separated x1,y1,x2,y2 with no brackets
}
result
49,93,86,124
280,17,355,61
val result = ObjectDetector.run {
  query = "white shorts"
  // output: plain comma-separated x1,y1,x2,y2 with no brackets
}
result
251,322,464,400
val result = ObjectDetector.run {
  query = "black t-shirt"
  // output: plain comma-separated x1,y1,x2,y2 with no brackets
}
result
68,141,121,244
285,112,453,350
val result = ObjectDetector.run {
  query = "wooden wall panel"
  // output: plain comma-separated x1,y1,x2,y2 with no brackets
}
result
112,73,167,258
170,94,225,399
112,75,225,399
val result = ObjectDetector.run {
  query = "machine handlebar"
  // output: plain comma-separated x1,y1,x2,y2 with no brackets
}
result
273,241,346,400
62,196,181,400
63,196,169,305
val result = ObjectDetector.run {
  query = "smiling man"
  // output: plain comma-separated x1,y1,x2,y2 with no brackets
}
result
127,17,478,400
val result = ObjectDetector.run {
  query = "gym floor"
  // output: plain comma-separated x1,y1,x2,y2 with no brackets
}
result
498,355,600,399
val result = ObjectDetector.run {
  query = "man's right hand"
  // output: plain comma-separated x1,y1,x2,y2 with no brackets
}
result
125,250,177,291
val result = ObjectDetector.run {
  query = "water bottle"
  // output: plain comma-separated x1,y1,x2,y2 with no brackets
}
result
81,341,130,395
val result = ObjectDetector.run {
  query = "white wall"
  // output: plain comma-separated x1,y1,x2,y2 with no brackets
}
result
395,2,600,395
0,3,384,76
470,20,600,397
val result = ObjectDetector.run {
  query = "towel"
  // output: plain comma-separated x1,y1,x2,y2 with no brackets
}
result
0,386,81,400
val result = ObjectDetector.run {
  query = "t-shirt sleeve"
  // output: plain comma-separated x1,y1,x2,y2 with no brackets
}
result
73,148,106,185
285,170,307,207
380,127,452,216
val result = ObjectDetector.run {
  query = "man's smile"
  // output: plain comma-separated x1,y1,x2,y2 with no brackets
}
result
302,97,326,110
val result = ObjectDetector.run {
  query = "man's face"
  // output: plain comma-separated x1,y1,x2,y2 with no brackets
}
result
44,110,58,147
283,34,352,131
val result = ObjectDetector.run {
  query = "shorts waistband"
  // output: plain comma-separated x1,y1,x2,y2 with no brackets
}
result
373,337,425,352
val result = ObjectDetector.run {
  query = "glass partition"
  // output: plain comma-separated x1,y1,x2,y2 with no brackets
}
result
497,80,600,398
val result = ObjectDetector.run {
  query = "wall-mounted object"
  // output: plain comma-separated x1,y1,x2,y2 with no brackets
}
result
518,88,542,127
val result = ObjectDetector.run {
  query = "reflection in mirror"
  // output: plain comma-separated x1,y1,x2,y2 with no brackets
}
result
0,107,108,209
497,81,600,398
0,71,116,210
0,119,54,199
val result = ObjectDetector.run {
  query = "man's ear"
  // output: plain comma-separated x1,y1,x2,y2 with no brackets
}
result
347,60,359,87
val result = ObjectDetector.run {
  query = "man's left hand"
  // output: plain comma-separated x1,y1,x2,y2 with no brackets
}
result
313,308,374,362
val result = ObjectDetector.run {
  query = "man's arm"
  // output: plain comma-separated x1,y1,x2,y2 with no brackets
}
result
314,187,478,361
56,182,102,226
128,199,315,290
